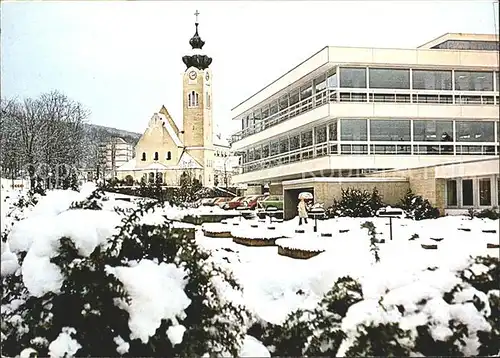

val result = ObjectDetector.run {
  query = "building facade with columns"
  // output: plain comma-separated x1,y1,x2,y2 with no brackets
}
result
117,13,217,186
229,33,499,213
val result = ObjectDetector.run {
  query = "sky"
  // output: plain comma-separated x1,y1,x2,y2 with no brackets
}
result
1,0,499,139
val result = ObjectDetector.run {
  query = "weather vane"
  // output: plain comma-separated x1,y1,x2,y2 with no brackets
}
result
194,10,200,24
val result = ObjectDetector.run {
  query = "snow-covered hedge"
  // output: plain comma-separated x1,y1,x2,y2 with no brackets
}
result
1,190,251,357
326,188,384,218
259,276,363,356
255,256,499,357
400,188,440,221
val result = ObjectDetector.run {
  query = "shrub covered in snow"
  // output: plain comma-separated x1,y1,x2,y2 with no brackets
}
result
326,188,384,218
1,200,250,357
399,189,440,221
259,276,363,356
337,256,500,357
473,207,500,220
252,255,499,357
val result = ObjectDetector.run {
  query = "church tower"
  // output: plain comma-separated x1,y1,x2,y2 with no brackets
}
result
182,10,214,186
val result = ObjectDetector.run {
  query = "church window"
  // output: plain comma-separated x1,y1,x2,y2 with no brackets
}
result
188,91,199,108
148,172,155,183
166,151,172,160
141,152,146,161
206,92,211,109
154,152,159,161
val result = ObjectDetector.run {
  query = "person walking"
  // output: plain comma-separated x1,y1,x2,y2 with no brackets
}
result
298,197,308,225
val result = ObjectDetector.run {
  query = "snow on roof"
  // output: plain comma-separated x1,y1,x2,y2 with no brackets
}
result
116,158,137,171
177,152,203,169
156,113,183,147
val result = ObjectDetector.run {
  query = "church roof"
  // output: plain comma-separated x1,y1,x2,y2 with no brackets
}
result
159,105,180,136
156,112,183,147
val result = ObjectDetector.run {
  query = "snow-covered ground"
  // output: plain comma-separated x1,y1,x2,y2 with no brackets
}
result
1,185,498,357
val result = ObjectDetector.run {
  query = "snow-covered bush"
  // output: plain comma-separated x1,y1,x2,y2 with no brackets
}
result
474,207,500,220
69,188,107,210
338,256,500,357
399,189,440,220
259,276,363,356
1,200,250,357
326,188,384,218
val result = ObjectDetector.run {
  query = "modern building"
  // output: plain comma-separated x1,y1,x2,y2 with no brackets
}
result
213,141,241,187
98,137,134,179
229,33,499,214
116,13,217,186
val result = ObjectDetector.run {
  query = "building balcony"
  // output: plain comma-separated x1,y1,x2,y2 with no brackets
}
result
230,87,499,150
232,140,497,184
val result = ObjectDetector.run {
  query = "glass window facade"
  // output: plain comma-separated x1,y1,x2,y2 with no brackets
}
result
329,122,338,141
413,120,453,142
479,178,492,206
301,130,313,148
315,125,327,144
370,120,411,141
412,70,452,90
339,67,366,88
327,69,337,88
340,119,367,141
456,121,495,142
369,68,410,89
446,180,458,206
455,71,494,91
462,179,474,206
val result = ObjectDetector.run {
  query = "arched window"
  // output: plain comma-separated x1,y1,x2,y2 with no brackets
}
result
188,91,199,108
148,172,155,183
199,175,203,184
206,92,211,109
154,152,159,161
155,172,163,184
141,152,146,161
166,151,172,160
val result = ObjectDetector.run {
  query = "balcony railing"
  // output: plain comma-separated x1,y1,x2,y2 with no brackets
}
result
230,87,499,144
238,140,498,174
240,141,338,173
231,88,334,144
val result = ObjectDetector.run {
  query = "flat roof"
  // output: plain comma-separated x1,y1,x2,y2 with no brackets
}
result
418,32,499,49
231,32,499,118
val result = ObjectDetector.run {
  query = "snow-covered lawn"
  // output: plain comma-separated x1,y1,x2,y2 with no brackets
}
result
1,186,499,357
196,215,498,325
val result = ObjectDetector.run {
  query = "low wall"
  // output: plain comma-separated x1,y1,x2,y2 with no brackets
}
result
368,167,444,212
282,178,409,220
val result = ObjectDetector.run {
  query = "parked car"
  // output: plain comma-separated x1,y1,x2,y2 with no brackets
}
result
213,197,232,208
223,196,246,210
238,195,267,210
200,198,217,206
257,195,284,210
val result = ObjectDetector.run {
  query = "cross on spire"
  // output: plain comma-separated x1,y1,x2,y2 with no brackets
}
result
194,10,200,24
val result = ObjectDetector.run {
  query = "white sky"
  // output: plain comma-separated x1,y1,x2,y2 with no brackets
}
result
1,1,499,138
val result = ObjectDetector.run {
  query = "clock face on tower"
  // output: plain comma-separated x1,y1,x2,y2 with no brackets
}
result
188,71,197,80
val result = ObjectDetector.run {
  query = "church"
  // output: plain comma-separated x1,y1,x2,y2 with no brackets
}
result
116,12,217,187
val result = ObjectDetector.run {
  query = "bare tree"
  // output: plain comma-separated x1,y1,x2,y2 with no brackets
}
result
0,91,90,188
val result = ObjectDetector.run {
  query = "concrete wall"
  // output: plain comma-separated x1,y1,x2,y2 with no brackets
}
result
282,178,409,220
269,182,283,196
368,167,444,211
